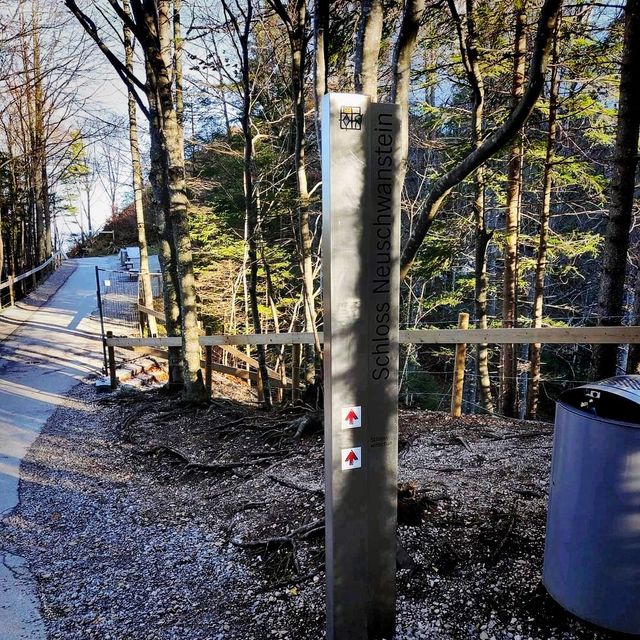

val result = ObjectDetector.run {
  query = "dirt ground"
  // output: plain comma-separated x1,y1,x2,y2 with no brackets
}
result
1,372,628,639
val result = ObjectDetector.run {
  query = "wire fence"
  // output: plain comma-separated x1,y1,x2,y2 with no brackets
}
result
95,267,628,419
96,267,163,334
399,340,601,420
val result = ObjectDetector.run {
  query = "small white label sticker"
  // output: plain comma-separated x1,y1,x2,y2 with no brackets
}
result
341,447,362,470
104,279,111,287
341,405,362,429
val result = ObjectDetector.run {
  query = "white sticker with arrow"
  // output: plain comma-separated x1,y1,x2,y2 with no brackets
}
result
341,447,362,470
341,405,362,429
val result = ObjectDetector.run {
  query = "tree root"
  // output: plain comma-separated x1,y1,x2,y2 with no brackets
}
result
489,509,518,564
230,518,325,550
230,536,294,549
268,474,324,496
135,443,269,473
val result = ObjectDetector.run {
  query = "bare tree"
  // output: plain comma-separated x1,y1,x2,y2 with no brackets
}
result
66,0,208,401
267,0,322,385
222,0,273,408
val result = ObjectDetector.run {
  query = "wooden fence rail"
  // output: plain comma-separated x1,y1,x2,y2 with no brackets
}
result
107,322,640,401
0,252,65,304
107,325,640,348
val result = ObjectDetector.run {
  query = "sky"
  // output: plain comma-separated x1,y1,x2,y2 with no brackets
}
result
45,1,149,249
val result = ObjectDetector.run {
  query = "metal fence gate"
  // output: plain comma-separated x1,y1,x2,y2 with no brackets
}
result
95,267,140,332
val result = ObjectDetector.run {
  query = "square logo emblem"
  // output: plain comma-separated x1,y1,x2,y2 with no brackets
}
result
339,106,362,130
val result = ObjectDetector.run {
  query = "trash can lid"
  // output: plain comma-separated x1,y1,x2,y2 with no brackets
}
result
578,375,640,402
559,375,640,425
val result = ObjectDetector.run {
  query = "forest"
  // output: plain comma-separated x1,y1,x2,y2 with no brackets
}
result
0,0,638,418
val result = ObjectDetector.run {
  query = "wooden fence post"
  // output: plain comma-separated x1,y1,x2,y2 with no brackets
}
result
138,293,147,337
277,358,286,405
450,312,469,417
205,327,213,395
8,275,15,306
291,343,300,402
107,331,118,389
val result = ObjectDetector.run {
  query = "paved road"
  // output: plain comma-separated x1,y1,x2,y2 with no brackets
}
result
0,256,119,639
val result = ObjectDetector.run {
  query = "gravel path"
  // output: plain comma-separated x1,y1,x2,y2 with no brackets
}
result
1,382,622,639
1,383,254,640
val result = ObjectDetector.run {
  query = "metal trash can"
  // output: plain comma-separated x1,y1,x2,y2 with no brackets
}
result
543,375,640,635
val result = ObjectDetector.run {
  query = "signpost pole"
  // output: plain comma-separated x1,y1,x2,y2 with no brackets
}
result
321,93,402,640
95,265,109,375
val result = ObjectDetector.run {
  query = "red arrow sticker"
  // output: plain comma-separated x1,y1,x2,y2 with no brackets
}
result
341,447,362,470
341,406,362,429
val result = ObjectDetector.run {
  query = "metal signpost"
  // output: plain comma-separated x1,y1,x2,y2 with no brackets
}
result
321,93,401,640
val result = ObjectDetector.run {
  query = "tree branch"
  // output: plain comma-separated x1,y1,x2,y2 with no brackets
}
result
399,0,564,279
64,0,151,120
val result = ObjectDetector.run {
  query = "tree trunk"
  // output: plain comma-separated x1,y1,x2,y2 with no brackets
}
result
174,0,184,135
313,0,328,154
235,0,273,408
500,2,527,418
354,0,383,99
146,62,184,388
85,175,93,236
527,23,560,418
448,0,494,413
32,3,50,263
268,0,321,384
293,19,321,384
153,1,208,401
591,0,640,380
391,0,426,171
475,228,494,411
123,0,157,337
628,267,640,373
19,6,41,271
0,205,4,285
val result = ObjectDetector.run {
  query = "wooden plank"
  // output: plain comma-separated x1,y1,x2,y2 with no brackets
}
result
400,326,640,344
209,361,288,388
106,325,640,349
135,305,288,384
117,342,290,389
219,343,285,382
200,332,320,346
108,336,183,347
137,304,167,322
